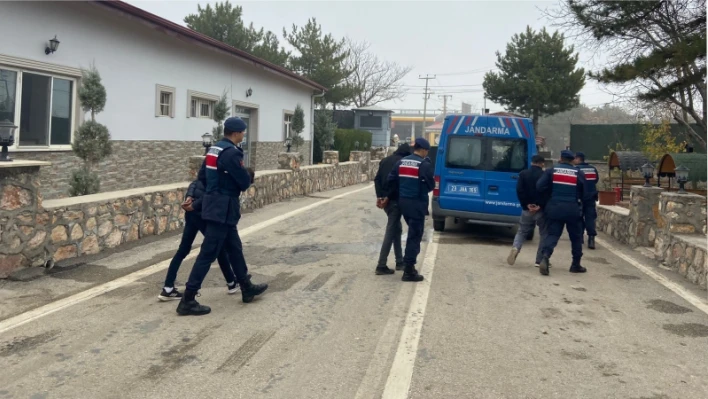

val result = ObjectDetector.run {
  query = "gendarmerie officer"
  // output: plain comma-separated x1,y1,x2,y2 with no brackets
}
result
535,150,589,276
176,117,267,316
387,137,434,282
573,151,599,249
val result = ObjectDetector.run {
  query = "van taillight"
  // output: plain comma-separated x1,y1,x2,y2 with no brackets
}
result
433,176,440,196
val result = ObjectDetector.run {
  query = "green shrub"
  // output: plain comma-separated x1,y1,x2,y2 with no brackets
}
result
334,129,372,162
69,167,100,197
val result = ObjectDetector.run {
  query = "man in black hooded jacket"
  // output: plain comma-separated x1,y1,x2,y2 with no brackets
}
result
373,144,411,275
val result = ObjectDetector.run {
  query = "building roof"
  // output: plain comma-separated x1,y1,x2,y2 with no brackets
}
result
489,111,527,118
658,153,707,182
95,1,326,92
352,105,393,112
425,122,444,131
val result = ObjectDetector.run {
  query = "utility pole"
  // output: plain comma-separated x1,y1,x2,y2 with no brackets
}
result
419,74,435,142
439,94,452,117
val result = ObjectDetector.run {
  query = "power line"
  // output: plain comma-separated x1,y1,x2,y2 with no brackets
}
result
435,67,497,76
419,74,436,140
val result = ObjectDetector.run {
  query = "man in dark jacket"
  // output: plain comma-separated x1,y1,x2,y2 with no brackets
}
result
387,138,435,282
507,155,548,267
177,117,267,316
373,144,411,275
158,166,238,301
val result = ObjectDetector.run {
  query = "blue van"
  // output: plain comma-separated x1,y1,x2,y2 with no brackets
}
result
432,114,537,232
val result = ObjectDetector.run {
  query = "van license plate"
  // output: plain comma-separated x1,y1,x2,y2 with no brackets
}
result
446,184,479,195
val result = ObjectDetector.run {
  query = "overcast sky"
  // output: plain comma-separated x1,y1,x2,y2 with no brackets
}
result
128,0,616,114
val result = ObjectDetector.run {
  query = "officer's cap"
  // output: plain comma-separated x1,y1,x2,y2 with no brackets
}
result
224,117,247,133
414,137,431,150
560,150,575,160
575,151,586,160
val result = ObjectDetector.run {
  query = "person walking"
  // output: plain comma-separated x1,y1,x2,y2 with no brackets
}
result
386,138,435,282
573,151,599,249
507,155,549,267
176,117,268,316
158,166,239,301
373,143,411,275
535,150,589,276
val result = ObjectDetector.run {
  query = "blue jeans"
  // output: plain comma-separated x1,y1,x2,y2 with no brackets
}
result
377,201,403,267
185,221,250,292
163,212,236,288
512,210,548,265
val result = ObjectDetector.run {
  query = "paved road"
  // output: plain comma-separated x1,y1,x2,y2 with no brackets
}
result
0,184,707,399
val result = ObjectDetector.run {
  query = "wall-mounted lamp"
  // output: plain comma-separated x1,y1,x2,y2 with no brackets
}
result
45,35,60,55
246,87,253,97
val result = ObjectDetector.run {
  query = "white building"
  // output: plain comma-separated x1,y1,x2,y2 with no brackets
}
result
0,1,325,199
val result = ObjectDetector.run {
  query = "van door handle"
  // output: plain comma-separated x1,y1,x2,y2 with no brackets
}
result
511,175,519,180
489,185,498,191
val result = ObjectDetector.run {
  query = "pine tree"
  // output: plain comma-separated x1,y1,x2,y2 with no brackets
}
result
291,104,305,150
69,65,112,196
483,26,585,133
284,19,355,108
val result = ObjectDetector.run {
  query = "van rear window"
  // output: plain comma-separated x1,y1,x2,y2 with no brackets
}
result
490,138,527,173
446,136,483,169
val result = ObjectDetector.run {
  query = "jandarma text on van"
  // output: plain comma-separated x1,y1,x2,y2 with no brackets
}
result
463,126,511,135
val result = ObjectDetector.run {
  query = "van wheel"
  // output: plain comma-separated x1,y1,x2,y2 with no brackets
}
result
526,228,535,241
433,220,445,232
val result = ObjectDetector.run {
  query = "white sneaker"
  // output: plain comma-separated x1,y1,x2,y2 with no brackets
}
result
227,282,239,294
507,248,519,265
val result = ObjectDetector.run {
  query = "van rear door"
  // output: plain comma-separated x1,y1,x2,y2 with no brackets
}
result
483,134,529,217
438,117,486,214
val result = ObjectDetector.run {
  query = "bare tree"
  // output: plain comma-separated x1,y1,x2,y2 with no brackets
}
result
344,38,412,108
543,0,706,149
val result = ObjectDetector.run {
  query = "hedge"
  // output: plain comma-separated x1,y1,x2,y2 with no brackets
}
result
334,129,373,162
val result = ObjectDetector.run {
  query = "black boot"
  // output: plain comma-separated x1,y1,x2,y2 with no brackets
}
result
395,262,405,271
239,276,268,303
376,266,395,275
176,290,211,316
569,262,587,273
539,256,550,276
401,265,424,282
587,236,596,250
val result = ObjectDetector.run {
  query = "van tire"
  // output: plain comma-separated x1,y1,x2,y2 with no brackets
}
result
433,220,445,232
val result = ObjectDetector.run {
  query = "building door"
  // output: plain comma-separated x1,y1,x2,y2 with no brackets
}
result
233,106,252,167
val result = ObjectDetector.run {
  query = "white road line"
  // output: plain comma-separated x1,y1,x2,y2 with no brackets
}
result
0,184,373,335
382,232,439,399
596,236,708,315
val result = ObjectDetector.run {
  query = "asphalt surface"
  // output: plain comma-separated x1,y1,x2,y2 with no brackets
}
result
0,184,706,399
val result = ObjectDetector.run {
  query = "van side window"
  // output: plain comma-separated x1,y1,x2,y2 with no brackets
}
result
490,139,527,173
446,136,483,169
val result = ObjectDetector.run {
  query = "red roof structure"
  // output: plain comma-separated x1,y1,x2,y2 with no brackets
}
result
95,1,326,91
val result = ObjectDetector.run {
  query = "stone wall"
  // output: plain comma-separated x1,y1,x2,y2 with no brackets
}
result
252,141,311,171
1,153,377,275
0,162,53,277
657,192,707,235
16,141,204,200
629,186,664,247
655,234,707,289
43,184,187,262
596,205,631,246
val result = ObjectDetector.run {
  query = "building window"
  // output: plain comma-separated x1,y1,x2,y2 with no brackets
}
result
155,84,175,118
0,67,76,148
360,115,383,129
187,90,219,119
283,112,293,139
